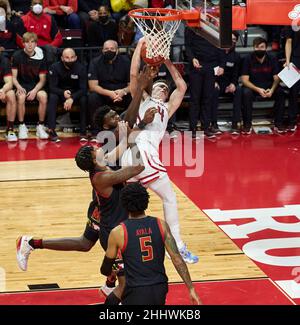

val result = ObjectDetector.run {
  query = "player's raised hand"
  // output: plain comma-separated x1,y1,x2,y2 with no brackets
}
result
143,107,157,124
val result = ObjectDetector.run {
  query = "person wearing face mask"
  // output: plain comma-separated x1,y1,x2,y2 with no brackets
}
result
47,47,88,142
0,0,25,50
22,0,62,47
88,39,131,138
211,31,242,135
86,5,117,47
241,37,286,134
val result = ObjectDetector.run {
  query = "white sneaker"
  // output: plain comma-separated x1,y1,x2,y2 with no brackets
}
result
100,284,115,297
36,124,49,139
16,236,34,271
179,244,199,264
18,124,28,140
6,130,18,142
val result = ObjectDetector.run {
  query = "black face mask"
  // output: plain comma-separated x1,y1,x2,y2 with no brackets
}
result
99,15,109,24
254,50,266,59
103,51,117,62
64,61,75,69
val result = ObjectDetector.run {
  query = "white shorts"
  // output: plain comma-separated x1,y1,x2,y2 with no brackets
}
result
121,143,167,186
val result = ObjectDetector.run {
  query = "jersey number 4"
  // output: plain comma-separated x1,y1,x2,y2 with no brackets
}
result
139,236,153,262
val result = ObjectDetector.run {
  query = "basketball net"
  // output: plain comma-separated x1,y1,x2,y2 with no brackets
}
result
129,9,182,60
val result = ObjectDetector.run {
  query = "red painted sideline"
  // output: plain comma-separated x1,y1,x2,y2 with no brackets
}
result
0,279,293,305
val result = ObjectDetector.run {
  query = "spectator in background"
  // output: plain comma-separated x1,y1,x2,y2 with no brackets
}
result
211,31,242,135
86,5,117,47
284,26,300,132
12,32,48,140
241,37,286,134
88,39,131,137
0,51,17,141
77,0,109,43
0,0,25,50
9,0,32,15
185,26,225,139
22,0,62,47
43,0,80,29
118,14,135,46
47,47,88,142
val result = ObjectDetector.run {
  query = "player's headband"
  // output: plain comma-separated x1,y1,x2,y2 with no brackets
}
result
153,81,169,90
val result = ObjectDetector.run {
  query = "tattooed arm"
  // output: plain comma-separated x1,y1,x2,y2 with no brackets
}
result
163,220,202,305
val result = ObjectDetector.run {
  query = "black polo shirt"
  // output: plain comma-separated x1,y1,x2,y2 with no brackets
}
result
88,54,130,91
48,61,87,101
0,55,12,88
241,53,279,89
12,49,47,91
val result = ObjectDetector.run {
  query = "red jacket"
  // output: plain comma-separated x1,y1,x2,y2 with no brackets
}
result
43,0,78,15
22,12,63,47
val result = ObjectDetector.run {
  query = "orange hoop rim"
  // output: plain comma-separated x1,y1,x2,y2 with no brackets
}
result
128,8,182,21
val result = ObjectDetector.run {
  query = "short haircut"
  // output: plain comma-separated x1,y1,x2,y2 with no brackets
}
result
75,145,95,172
253,37,267,48
121,183,149,213
94,105,112,130
23,32,38,43
232,31,239,41
32,0,43,5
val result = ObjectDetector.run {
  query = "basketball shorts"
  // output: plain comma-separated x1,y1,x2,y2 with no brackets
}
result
121,143,167,186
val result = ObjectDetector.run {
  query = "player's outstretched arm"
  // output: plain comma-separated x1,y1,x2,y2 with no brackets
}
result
124,66,154,127
130,37,145,97
164,59,187,117
163,220,202,305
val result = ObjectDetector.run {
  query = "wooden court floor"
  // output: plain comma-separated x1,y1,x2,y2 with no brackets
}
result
0,158,265,292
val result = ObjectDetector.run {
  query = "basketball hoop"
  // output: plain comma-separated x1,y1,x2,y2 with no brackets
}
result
129,8,183,60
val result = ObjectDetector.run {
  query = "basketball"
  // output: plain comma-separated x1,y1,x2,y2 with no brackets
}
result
140,43,165,67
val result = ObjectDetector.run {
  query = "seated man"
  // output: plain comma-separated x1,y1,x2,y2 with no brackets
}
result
47,47,87,142
12,32,48,140
86,5,118,47
88,39,131,137
241,37,286,134
0,51,17,141
22,0,63,48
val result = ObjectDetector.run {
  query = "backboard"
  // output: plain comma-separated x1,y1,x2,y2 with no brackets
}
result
176,0,232,48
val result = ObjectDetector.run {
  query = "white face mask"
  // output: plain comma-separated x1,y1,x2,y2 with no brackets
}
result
32,4,43,15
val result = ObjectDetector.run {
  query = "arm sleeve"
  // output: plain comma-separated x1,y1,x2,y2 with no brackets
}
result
88,59,98,81
68,0,78,12
71,65,87,100
50,16,63,47
184,28,195,63
2,57,12,76
11,52,20,70
241,55,251,76
232,54,241,86
218,49,227,69
48,64,64,96
43,0,63,14
272,56,280,75
83,222,99,243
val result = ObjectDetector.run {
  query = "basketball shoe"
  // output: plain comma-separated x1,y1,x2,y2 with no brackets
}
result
16,236,34,271
179,245,199,264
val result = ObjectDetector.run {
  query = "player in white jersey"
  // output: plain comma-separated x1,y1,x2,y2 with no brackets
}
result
121,39,198,264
